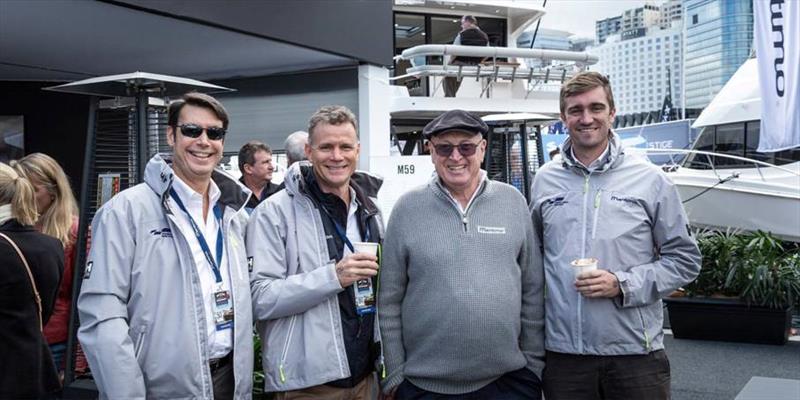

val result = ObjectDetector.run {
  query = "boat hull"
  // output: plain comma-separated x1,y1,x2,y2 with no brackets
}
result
670,163,800,242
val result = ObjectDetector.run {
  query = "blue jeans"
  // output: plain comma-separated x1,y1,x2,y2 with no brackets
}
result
396,367,542,399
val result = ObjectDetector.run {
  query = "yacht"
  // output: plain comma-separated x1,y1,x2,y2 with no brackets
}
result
373,0,598,216
654,59,800,242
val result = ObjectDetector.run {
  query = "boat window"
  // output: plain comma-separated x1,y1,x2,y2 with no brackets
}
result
684,126,714,169
744,121,774,164
744,121,800,166
714,123,745,167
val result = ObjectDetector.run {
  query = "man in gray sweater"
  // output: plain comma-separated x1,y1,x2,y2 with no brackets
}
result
378,110,545,399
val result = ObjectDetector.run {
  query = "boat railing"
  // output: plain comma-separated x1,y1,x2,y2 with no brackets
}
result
639,148,800,182
391,44,599,97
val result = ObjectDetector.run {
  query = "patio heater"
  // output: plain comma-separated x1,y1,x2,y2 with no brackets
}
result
44,72,233,393
482,113,554,203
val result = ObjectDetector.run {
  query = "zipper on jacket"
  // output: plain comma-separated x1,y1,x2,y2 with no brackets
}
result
374,244,387,380
279,315,298,383
577,172,592,354
591,190,602,240
461,215,468,232
580,173,591,259
133,327,147,360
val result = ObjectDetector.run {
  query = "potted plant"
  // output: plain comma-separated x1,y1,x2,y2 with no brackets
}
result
665,229,800,345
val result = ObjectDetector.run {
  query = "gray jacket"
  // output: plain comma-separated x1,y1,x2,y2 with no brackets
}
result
530,133,701,355
78,154,253,400
247,161,385,392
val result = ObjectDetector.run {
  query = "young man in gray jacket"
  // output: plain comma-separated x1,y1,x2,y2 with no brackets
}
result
248,106,383,398
78,93,253,399
379,110,545,399
530,72,701,399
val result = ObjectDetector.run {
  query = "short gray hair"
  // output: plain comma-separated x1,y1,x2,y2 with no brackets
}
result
284,131,309,165
307,105,358,144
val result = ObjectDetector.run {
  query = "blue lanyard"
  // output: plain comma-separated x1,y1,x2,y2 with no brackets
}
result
320,204,370,254
169,189,224,283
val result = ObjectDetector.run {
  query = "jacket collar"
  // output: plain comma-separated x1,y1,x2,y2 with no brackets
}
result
144,154,251,213
560,131,625,173
283,161,383,216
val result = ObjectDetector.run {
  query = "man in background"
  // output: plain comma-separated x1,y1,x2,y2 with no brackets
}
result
238,141,280,213
284,130,309,166
444,15,489,97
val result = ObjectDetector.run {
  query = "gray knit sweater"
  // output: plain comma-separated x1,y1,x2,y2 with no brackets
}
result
378,176,545,395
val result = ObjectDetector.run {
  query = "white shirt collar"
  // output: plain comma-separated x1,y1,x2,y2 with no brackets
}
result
437,170,488,214
571,143,610,171
171,174,221,213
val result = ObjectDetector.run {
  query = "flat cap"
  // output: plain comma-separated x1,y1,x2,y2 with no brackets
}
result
422,109,488,139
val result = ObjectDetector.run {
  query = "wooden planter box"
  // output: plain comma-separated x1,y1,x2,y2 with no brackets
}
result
664,297,792,345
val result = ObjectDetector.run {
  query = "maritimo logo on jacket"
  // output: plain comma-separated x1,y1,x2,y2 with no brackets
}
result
546,196,568,207
149,228,173,238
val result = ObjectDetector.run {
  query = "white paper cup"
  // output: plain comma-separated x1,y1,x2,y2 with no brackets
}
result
571,257,598,278
352,242,379,256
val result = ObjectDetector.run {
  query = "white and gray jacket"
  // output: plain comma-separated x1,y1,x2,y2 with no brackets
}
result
247,161,384,392
78,154,253,400
530,133,701,356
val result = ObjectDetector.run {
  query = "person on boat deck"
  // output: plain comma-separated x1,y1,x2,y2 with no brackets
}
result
248,105,384,399
443,15,489,97
238,140,280,214
78,92,253,399
529,71,702,400
379,109,545,399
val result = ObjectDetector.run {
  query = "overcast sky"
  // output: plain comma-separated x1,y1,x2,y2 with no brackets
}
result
534,0,663,39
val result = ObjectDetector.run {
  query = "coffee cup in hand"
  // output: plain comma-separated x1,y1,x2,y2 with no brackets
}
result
571,257,598,279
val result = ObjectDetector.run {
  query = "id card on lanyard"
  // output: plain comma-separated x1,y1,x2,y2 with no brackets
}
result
170,189,234,331
323,206,376,316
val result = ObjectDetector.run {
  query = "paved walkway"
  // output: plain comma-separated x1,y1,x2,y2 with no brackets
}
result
665,334,800,400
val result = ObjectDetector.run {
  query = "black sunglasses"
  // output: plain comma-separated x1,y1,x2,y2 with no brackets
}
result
431,140,481,157
177,124,226,141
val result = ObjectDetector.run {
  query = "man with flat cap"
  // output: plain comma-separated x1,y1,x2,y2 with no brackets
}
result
378,109,545,399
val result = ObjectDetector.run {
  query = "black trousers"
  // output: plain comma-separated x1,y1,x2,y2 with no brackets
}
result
211,353,235,400
396,367,542,400
542,350,671,400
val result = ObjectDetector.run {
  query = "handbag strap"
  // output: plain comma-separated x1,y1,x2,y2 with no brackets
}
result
0,232,43,332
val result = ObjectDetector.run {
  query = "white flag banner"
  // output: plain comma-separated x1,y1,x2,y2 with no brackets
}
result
754,0,799,152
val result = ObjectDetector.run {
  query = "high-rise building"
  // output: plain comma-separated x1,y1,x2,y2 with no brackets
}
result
622,3,661,31
660,0,683,29
684,0,753,109
588,27,683,116
517,28,573,67
596,15,622,44
517,28,572,51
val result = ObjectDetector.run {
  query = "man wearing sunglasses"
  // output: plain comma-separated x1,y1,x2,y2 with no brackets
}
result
530,72,700,399
248,105,384,398
78,92,253,399
379,109,545,399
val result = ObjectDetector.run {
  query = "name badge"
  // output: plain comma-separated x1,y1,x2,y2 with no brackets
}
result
354,279,376,315
213,289,234,331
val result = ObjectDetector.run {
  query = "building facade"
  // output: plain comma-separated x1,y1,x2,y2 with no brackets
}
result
596,15,623,44
683,0,753,109
589,26,683,116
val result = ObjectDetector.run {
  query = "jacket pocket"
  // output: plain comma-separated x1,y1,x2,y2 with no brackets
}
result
635,307,652,352
278,315,297,383
133,325,148,361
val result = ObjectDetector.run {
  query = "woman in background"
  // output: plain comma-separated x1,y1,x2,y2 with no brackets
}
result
0,162,64,398
12,153,85,377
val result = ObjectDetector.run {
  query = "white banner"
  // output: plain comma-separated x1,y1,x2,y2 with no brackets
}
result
754,0,799,152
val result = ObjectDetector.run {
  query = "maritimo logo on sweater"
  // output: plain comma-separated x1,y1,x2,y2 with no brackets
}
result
477,225,506,234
